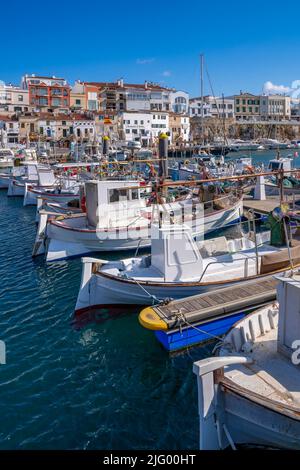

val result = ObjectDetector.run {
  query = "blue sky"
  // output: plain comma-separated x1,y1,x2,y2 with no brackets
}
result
1,0,300,97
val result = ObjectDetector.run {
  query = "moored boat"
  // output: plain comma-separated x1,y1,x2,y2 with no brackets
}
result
193,273,300,449
74,214,300,314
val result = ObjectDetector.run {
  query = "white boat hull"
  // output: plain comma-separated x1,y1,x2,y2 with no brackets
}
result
24,184,80,206
7,179,25,196
40,199,243,262
75,260,273,313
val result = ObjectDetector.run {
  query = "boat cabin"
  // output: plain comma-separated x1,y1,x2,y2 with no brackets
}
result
85,180,145,228
268,158,292,175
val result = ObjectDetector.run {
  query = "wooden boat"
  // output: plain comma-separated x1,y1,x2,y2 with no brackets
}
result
193,273,300,449
35,180,243,261
74,217,300,314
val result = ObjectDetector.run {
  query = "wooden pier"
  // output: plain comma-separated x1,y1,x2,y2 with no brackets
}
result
243,195,299,216
140,277,278,332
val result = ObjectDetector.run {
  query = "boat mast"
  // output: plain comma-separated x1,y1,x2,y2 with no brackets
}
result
200,53,204,147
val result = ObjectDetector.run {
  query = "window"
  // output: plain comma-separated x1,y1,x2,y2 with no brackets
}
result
134,120,138,125
77,129,80,137
108,189,128,203
39,97,49,106
75,99,81,105
236,99,240,105
21,123,25,128
140,120,144,125
131,189,139,200
18,95,23,102
39,127,44,134
126,129,130,134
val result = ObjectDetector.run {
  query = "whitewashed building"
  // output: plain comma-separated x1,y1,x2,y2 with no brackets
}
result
151,112,169,140
125,82,171,112
189,95,234,119
72,115,95,141
170,90,189,114
0,115,19,146
0,81,30,114
121,111,152,146
260,95,291,121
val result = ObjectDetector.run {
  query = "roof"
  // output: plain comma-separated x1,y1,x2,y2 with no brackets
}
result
84,81,170,91
25,75,66,81
0,115,18,122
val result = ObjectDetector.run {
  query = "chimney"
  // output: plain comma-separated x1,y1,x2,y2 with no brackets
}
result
117,78,124,87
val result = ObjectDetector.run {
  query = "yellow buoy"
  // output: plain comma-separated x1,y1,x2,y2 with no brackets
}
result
138,307,168,331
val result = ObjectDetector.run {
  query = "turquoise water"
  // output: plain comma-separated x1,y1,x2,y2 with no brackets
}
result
227,148,300,168
0,190,216,450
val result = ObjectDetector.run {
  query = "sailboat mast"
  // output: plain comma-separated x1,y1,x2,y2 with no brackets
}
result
200,53,204,146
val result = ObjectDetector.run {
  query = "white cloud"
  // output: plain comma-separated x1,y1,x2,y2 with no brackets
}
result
263,80,292,95
162,70,171,77
136,58,155,65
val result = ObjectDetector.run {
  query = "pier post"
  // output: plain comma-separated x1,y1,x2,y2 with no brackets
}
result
102,135,110,156
158,133,168,178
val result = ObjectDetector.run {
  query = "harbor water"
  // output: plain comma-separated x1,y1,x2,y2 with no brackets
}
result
1,148,300,450
0,190,214,450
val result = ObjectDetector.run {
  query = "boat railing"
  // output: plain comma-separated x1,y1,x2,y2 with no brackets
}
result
202,190,241,211
198,254,260,283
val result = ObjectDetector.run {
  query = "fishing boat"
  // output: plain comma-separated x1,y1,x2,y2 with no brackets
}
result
265,158,300,195
7,162,43,196
0,148,14,170
74,211,300,314
34,180,243,261
193,273,300,449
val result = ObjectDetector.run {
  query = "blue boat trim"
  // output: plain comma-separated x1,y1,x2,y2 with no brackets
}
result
154,304,268,352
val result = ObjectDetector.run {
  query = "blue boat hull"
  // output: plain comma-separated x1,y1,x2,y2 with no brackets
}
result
154,311,247,352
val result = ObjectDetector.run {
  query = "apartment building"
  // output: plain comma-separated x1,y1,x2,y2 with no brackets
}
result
234,92,261,121
169,113,190,143
189,95,234,119
121,111,152,146
70,81,86,110
22,74,70,112
260,95,291,121
170,90,189,114
0,115,19,145
0,81,30,114
151,112,169,141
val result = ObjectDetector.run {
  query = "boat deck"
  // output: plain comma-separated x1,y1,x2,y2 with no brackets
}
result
223,322,300,410
151,277,278,329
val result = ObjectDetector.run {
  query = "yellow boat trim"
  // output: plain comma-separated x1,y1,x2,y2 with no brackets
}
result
139,307,168,331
